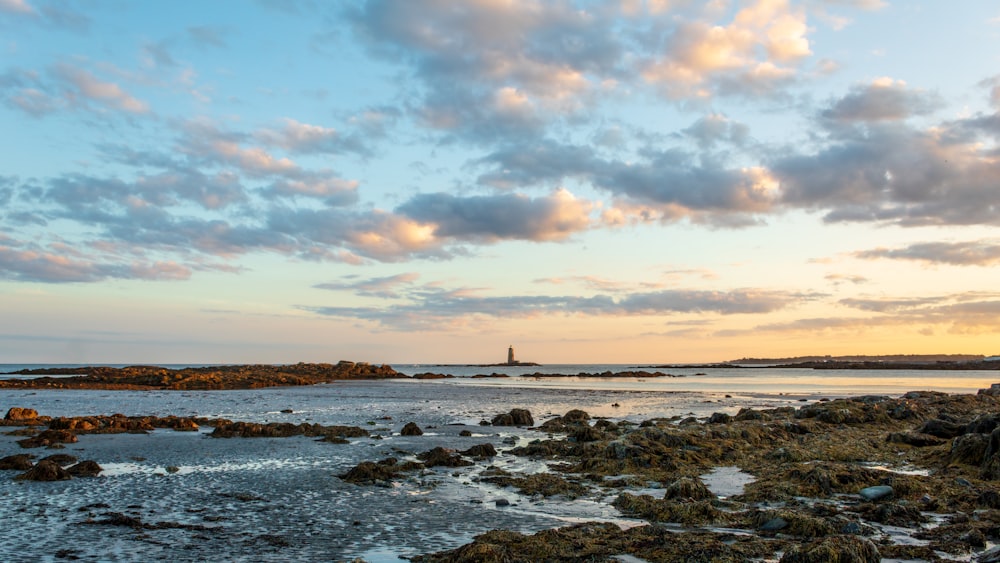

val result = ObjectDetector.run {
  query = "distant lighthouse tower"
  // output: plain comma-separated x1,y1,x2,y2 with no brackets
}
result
507,345,515,365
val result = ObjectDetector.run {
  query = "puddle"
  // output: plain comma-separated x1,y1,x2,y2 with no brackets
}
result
701,466,756,499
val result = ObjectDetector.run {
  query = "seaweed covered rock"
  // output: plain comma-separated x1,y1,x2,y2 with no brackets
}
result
483,472,588,499
663,476,714,501
779,536,879,563
491,409,534,427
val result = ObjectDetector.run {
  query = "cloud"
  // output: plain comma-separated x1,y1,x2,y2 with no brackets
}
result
821,78,942,122
54,64,149,114
0,240,192,283
304,277,811,328
255,118,371,156
641,0,811,99
315,272,420,298
772,112,1000,226
854,240,1000,266
396,188,593,242
0,0,33,14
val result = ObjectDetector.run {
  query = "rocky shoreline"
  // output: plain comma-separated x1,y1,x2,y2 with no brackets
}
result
4,383,1000,561
0,362,685,390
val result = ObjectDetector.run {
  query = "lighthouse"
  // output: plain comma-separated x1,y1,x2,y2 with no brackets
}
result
507,345,515,365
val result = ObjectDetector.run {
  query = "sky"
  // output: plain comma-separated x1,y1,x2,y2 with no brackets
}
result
1,0,999,365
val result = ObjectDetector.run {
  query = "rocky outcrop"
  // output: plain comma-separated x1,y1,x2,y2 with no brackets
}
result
210,421,368,439
0,361,403,390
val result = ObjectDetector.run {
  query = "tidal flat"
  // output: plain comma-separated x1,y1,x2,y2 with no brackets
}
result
2,374,1000,562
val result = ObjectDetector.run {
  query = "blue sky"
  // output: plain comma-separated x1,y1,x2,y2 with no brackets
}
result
1,0,999,364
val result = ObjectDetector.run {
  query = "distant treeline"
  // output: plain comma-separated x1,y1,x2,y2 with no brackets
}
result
729,354,986,365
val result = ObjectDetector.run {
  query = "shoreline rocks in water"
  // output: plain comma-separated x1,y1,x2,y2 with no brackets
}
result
5,384,1000,560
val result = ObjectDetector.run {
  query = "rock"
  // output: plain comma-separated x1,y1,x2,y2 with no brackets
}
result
759,517,788,532
984,427,1000,480
41,454,78,466
571,425,602,443
859,485,893,502
459,430,473,437
462,443,497,458
4,407,39,421
67,460,102,477
948,433,989,466
400,422,423,436
734,408,767,421
491,409,534,427
967,414,1000,435
0,454,34,470
340,458,413,486
707,412,731,424
562,409,591,423
886,432,945,447
495,498,510,507
917,418,966,439
418,447,472,468
17,429,78,448
779,536,880,563
978,383,1000,397
663,477,714,501
14,460,72,481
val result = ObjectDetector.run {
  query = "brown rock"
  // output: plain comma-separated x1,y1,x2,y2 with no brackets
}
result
17,429,78,448
4,407,38,421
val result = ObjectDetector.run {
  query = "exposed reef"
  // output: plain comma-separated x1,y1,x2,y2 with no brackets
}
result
0,361,402,390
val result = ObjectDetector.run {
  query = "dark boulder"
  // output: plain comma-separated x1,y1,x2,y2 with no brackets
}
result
917,418,966,439
0,454,34,470
663,477,714,501
707,412,731,424
400,422,424,436
67,460,103,477
462,443,497,458
491,409,533,427
41,454,78,466
14,460,72,481
562,409,591,423
418,447,472,468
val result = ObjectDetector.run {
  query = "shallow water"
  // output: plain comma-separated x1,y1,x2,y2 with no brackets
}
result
0,375,996,561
